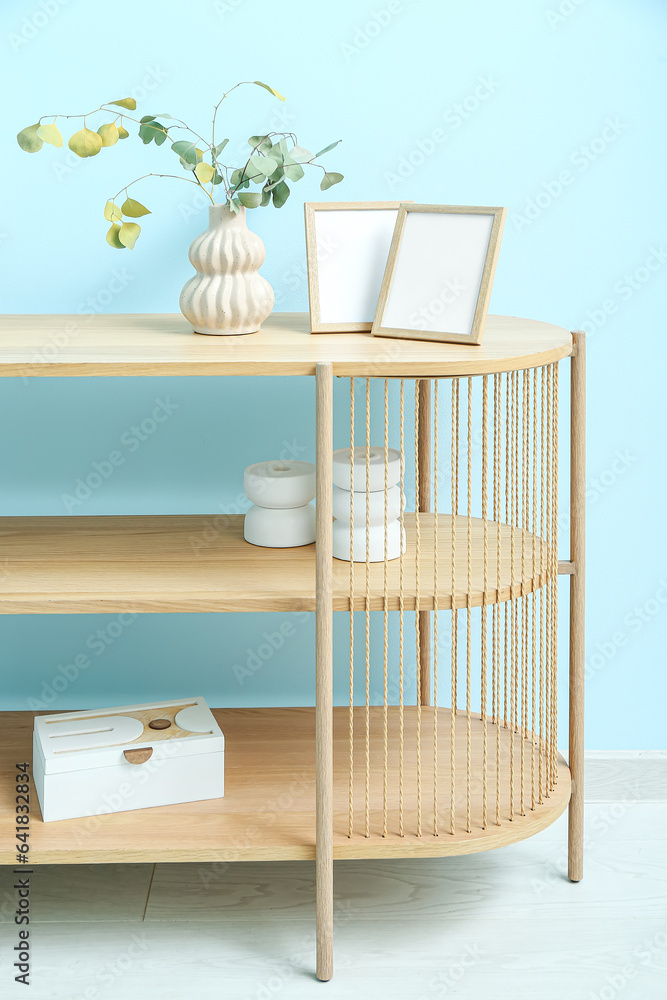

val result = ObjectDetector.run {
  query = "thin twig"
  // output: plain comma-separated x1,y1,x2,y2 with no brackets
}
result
110,172,215,207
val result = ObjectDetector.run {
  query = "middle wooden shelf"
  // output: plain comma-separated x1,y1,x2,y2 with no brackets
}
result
0,513,549,614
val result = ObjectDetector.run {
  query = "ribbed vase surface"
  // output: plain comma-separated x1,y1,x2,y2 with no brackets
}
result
180,204,274,335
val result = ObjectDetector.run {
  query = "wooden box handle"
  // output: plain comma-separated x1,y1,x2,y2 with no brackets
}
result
123,747,153,765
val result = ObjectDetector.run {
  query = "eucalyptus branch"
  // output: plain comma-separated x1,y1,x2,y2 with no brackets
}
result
146,119,210,147
18,82,343,247
211,80,249,151
38,104,107,122
111,172,215,204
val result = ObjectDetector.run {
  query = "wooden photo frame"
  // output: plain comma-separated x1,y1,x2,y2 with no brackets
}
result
304,201,408,333
371,204,506,346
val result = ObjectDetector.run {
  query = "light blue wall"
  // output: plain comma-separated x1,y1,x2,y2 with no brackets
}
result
1,0,665,748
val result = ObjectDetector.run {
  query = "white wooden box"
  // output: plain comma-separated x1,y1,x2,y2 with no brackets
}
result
33,697,224,823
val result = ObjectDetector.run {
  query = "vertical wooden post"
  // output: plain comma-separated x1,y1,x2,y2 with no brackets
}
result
418,379,432,706
568,333,585,882
315,362,334,979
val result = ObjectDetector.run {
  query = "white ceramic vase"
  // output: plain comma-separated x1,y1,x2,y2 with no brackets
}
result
179,204,274,336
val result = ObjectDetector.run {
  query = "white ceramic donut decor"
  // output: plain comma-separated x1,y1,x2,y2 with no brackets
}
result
244,503,316,548
331,445,405,562
332,484,402,526
244,460,316,509
332,519,406,562
332,446,401,492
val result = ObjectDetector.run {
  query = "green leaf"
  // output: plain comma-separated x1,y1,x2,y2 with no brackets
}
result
171,140,201,164
253,81,286,101
36,123,63,147
237,191,262,208
194,161,215,183
320,171,344,191
118,222,141,249
288,145,313,164
121,197,150,218
214,138,229,156
284,162,304,182
140,115,156,123
272,180,291,208
106,223,126,249
248,153,279,178
229,198,241,214
97,123,119,147
213,171,224,185
118,126,130,140
138,120,168,144
68,128,103,157
315,140,341,158
261,187,271,207
110,98,137,111
104,201,124,223
248,134,272,153
17,124,43,152
264,171,287,191
272,137,289,161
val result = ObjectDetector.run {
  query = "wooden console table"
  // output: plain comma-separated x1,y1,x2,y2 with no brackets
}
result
0,312,584,981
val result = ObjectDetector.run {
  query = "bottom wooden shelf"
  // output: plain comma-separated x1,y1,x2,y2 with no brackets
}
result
0,708,570,864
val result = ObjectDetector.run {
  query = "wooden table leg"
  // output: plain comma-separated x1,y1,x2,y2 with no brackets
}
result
315,362,334,979
568,333,585,882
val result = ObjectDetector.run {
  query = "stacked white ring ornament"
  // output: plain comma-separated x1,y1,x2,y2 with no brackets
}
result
332,446,406,562
243,460,316,547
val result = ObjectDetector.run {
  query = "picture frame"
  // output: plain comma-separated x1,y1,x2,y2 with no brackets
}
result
304,201,408,333
371,204,506,346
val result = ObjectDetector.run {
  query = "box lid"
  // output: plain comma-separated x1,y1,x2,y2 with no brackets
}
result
34,697,224,774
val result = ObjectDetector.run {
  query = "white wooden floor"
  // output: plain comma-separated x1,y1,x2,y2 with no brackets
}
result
1,754,665,999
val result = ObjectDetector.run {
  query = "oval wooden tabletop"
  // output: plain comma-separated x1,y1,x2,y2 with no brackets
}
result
0,312,572,378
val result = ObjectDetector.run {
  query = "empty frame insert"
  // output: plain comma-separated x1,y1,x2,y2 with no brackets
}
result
305,201,405,333
372,204,506,345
